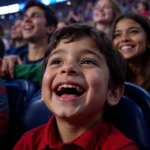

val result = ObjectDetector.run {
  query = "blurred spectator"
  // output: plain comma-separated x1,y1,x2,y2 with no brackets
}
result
131,3,138,13
121,1,129,13
6,18,28,56
57,20,69,29
0,24,10,51
112,13,150,91
0,38,9,143
1,1,57,79
10,18,27,48
93,0,121,36
66,9,81,23
137,1,149,17
84,2,93,22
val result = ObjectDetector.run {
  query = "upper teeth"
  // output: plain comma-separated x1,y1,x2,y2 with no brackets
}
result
59,84,77,89
121,46,132,50
57,84,84,94
24,26,32,30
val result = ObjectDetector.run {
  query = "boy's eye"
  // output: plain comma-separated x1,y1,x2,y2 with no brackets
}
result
81,59,96,65
50,59,62,65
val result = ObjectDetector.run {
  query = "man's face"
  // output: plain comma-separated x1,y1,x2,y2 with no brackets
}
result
22,6,49,41
42,36,121,122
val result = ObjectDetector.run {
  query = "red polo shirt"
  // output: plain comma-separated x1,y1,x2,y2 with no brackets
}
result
14,115,138,150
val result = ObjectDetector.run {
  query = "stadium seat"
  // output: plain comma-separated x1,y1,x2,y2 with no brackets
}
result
104,95,150,149
8,79,37,102
3,80,37,149
30,89,41,102
124,82,150,128
22,95,52,131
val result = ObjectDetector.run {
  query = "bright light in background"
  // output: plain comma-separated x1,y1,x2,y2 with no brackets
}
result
0,0,68,15
19,2,26,11
67,1,71,5
56,0,68,2
8,4,19,14
0,6,7,15
39,0,68,5
0,4,19,15
39,0,51,5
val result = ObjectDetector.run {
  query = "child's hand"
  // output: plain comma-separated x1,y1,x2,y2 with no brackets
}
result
1,55,23,79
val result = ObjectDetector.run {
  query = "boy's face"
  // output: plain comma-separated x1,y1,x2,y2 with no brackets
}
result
22,6,49,41
42,37,120,120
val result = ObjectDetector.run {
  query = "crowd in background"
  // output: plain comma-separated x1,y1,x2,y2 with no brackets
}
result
0,0,149,149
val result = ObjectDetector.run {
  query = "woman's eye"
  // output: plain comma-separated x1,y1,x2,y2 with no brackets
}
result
130,30,138,34
113,33,120,38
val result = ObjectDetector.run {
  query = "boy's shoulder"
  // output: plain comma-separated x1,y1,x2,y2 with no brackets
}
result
100,124,138,150
13,123,47,150
13,115,55,150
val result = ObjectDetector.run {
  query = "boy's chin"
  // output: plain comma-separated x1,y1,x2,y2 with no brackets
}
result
54,108,83,120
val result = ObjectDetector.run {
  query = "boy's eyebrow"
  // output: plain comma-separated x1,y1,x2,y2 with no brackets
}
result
80,49,103,61
50,48,103,60
50,49,66,57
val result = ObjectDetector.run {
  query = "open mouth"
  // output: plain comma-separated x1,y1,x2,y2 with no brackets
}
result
55,84,85,97
23,25,34,32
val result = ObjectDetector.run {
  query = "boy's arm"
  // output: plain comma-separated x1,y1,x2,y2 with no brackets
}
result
14,64,42,86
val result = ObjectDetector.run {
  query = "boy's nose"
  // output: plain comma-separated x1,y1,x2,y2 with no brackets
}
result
60,64,78,76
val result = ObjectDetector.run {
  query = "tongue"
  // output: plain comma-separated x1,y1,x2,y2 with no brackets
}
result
60,94,78,101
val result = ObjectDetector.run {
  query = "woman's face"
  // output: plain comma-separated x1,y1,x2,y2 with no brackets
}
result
93,0,114,23
113,18,147,60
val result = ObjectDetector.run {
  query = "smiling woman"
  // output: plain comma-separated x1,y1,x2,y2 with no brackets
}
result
112,13,150,92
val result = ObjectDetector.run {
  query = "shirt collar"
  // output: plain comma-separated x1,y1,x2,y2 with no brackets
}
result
39,115,109,150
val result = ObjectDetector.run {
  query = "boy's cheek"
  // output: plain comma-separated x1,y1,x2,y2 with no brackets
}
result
88,71,108,87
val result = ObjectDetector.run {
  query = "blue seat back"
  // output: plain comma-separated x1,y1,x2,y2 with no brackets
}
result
104,95,150,149
124,82,150,128
11,79,37,102
3,80,37,149
22,94,52,131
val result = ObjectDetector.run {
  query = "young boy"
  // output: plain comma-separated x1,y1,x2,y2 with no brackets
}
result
13,24,138,149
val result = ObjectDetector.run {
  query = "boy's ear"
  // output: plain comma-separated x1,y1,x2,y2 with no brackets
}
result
107,85,124,106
